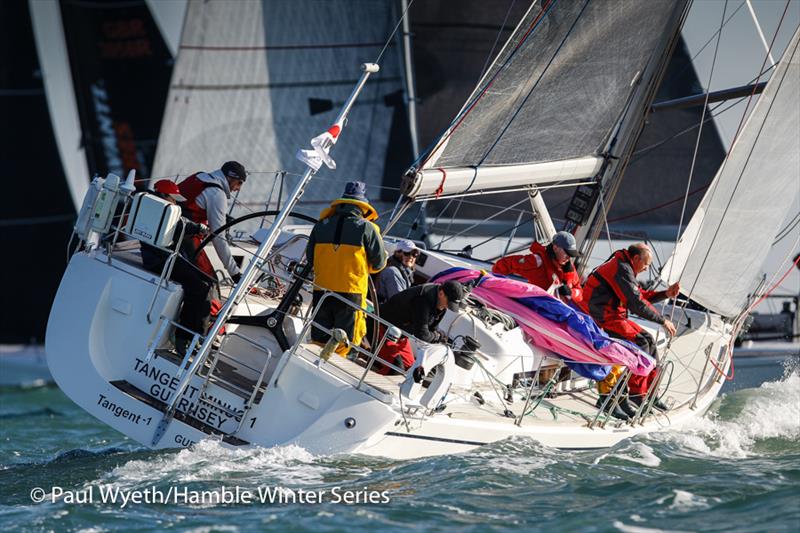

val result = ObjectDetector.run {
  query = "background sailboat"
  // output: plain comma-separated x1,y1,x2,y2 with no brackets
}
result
151,0,413,219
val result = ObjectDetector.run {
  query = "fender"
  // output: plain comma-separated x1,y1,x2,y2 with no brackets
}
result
400,344,456,409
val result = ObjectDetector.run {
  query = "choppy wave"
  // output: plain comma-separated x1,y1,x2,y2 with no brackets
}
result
2,362,799,531
651,364,800,457
101,440,327,486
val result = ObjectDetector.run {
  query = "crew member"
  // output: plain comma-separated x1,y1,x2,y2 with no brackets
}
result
579,243,679,417
376,239,419,303
376,281,465,374
178,161,247,282
305,181,387,355
493,231,582,302
140,180,212,353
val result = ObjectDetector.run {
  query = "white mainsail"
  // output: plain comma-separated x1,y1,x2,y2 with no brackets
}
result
152,0,406,208
401,0,690,200
664,26,800,318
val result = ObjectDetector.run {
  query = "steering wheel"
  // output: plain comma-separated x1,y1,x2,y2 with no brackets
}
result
191,209,318,259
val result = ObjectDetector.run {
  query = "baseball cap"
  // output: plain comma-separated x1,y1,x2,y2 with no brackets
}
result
221,161,247,182
441,280,465,312
153,180,186,202
396,239,418,253
552,231,580,257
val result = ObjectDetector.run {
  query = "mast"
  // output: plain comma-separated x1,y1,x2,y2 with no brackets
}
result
400,0,420,160
573,1,693,268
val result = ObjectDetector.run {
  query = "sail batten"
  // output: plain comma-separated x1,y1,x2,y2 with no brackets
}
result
664,26,800,318
404,0,690,200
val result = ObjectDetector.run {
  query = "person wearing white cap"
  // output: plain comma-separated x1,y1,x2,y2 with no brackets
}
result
376,239,419,303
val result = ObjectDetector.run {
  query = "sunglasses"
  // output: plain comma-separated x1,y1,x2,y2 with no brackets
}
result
401,250,420,257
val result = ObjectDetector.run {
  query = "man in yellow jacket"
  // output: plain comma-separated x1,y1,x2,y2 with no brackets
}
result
306,181,387,353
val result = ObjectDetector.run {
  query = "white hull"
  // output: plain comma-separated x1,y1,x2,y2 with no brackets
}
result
46,240,732,458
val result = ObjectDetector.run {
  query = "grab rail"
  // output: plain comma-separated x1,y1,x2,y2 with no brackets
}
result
275,290,418,391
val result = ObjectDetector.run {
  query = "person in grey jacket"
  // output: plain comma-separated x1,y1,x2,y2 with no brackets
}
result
178,161,247,282
376,239,419,303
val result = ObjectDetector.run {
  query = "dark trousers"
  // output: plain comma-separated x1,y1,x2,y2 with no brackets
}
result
310,291,358,344
143,248,212,341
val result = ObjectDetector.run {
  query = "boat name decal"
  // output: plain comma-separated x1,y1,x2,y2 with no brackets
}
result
97,393,151,426
133,358,243,430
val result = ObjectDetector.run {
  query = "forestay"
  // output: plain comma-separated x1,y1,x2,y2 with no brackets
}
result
152,0,405,207
664,27,800,318
402,0,689,199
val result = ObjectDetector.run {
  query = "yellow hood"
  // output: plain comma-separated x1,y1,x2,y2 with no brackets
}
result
319,198,379,222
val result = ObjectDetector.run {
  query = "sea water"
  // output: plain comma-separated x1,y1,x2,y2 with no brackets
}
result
1,360,798,532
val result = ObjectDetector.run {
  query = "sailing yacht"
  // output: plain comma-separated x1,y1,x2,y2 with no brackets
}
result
45,1,799,458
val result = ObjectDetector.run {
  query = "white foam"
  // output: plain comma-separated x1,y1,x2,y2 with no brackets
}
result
594,442,662,467
666,489,713,512
654,369,800,457
613,520,687,533
99,439,328,488
467,436,557,473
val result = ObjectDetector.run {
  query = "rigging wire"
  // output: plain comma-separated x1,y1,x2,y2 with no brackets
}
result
372,0,416,65
664,0,729,322
477,0,519,79
673,1,747,78
714,250,800,381
476,0,589,166
631,66,775,160
772,212,800,246
676,0,794,308
413,0,556,171
607,62,779,224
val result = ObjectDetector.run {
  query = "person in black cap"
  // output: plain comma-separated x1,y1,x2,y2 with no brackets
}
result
373,280,464,374
492,230,583,302
379,280,465,344
177,161,248,282
306,181,387,355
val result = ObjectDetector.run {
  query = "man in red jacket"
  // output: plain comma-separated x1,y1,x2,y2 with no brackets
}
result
492,231,582,302
579,243,679,416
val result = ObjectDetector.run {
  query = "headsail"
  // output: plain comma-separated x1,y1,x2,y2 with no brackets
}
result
402,0,690,199
663,26,800,318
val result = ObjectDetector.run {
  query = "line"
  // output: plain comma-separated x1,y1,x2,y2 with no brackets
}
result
171,77,402,92
384,431,487,446
180,42,390,52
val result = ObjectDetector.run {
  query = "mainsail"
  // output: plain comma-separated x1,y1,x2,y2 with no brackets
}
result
664,26,800,318
402,0,690,200
152,0,409,210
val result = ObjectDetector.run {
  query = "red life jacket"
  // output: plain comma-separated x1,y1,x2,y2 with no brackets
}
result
492,242,582,301
178,173,223,224
176,173,223,278
579,249,660,338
